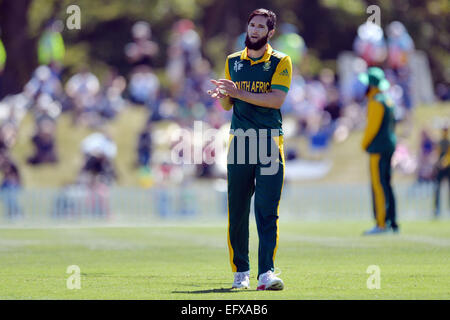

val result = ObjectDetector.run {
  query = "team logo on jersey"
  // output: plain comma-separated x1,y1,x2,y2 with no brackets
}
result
234,60,243,72
279,68,289,76
263,61,271,71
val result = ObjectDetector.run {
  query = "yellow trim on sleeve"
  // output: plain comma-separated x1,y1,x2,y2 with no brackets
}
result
271,55,292,91
225,57,231,80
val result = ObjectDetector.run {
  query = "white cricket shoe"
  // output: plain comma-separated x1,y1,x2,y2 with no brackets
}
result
257,269,284,291
231,271,250,289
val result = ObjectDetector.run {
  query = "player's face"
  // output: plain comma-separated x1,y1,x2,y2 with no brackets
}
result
245,15,274,50
247,16,269,42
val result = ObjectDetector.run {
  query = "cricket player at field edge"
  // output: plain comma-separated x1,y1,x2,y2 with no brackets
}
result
207,8,292,290
359,67,399,235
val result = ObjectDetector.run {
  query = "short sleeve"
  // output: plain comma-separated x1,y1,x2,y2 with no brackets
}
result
225,57,231,80
271,55,292,93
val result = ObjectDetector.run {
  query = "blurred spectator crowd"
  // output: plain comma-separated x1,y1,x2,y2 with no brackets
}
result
0,19,448,220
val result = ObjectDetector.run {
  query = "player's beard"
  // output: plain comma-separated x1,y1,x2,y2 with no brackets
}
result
245,32,269,51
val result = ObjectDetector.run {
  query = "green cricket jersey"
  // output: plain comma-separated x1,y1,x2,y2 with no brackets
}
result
225,44,292,136
362,91,397,154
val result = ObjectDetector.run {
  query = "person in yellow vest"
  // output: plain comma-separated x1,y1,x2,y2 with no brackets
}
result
0,36,6,92
38,21,65,66
359,67,399,235
0,38,5,73
434,126,450,217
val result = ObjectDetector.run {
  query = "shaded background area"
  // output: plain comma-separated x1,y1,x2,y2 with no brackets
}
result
0,0,449,96
0,0,449,223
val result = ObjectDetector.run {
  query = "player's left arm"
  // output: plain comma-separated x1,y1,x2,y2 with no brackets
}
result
216,56,292,110
233,87,287,109
361,100,385,150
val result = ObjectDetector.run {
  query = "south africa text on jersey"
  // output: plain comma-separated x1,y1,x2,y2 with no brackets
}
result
235,81,271,93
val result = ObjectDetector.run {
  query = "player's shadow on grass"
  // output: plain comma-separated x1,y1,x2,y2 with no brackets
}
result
172,288,254,294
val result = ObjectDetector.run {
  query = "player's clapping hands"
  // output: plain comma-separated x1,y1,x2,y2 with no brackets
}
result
208,79,239,99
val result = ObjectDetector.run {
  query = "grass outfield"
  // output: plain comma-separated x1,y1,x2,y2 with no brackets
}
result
0,220,449,299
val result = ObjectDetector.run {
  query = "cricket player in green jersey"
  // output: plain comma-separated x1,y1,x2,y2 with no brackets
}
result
208,8,292,290
359,67,399,235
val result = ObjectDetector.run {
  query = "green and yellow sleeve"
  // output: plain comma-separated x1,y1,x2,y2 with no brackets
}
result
225,57,231,80
221,57,233,111
361,100,385,150
271,55,292,93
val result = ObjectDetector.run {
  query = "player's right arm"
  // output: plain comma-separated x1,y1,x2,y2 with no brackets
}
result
220,58,233,111
208,58,233,111
219,97,233,111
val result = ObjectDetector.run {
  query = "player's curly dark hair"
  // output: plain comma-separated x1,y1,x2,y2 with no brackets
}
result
247,8,277,31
